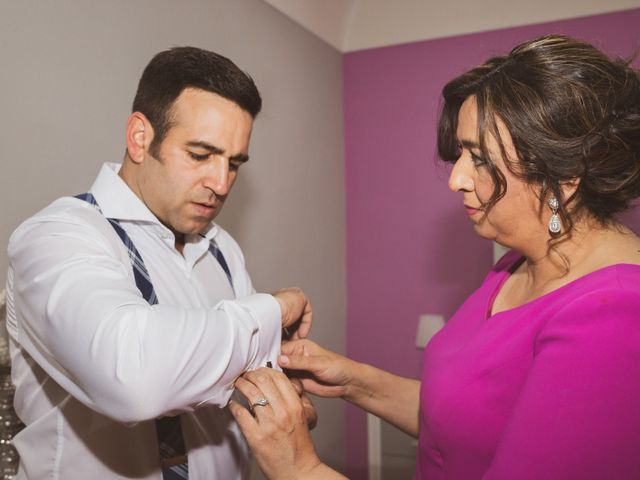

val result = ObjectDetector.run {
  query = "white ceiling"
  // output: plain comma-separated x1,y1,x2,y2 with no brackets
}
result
261,0,640,52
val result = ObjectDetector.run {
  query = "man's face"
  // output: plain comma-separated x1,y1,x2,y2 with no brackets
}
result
136,88,253,241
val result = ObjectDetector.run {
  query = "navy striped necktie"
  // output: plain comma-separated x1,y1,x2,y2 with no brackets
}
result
75,192,234,480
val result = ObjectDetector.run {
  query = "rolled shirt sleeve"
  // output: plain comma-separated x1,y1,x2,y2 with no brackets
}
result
8,202,282,424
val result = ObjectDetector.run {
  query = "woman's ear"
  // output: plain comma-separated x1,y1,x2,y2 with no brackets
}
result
125,112,154,164
560,177,581,204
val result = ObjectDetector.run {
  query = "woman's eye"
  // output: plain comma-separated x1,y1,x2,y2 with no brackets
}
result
454,143,463,158
471,152,486,166
189,152,210,161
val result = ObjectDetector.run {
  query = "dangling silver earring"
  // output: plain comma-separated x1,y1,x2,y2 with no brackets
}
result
548,197,561,234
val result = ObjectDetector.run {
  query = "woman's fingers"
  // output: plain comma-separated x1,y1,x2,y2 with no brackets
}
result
243,368,302,415
300,392,318,430
289,377,304,395
279,353,317,371
236,370,309,457
278,343,351,398
281,339,316,357
228,400,257,436
234,377,271,416
235,375,291,427
231,367,325,479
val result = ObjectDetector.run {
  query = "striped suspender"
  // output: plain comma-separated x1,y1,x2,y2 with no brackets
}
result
74,193,234,479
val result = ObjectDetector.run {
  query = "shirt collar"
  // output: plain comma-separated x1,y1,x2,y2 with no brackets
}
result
89,162,220,241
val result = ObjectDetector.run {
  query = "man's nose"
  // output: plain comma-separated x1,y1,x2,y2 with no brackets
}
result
448,155,474,193
203,156,231,196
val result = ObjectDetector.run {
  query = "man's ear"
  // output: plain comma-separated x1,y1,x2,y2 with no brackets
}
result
125,112,154,164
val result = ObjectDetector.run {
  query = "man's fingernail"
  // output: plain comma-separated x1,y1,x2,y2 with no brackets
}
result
279,355,289,365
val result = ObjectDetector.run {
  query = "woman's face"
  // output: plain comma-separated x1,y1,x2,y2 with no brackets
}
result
448,96,546,249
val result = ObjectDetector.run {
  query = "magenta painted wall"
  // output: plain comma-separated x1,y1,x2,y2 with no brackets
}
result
343,8,640,478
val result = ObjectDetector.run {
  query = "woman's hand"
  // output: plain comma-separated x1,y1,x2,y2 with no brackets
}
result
290,377,319,430
279,339,357,399
281,339,422,438
229,368,342,479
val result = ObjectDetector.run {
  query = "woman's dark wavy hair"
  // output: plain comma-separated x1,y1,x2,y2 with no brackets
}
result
438,34,640,242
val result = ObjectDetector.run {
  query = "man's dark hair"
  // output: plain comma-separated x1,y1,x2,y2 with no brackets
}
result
132,46,262,156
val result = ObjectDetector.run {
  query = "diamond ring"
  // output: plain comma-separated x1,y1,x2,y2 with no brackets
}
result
250,397,270,409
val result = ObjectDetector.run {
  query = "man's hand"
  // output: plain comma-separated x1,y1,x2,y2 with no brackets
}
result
272,288,313,339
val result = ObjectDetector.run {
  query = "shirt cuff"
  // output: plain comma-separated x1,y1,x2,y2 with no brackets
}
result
234,293,282,371
194,293,282,409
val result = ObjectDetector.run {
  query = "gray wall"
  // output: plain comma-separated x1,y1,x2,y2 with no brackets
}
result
0,0,346,474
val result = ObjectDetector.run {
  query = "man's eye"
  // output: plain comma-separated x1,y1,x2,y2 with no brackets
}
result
229,162,242,172
189,152,210,161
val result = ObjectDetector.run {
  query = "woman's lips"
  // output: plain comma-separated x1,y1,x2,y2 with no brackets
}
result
465,205,481,216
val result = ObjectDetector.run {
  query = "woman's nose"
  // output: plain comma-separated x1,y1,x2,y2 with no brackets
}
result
448,155,474,193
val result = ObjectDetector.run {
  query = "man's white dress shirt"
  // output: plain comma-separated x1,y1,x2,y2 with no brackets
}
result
5,163,281,479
